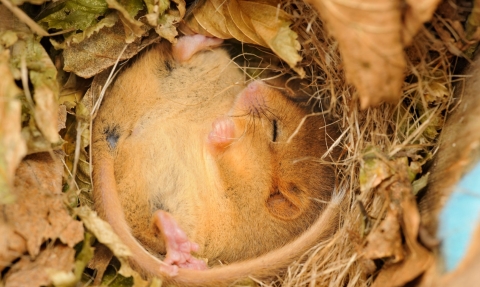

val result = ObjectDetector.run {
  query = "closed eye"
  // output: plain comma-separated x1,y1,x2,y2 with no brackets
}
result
272,120,278,142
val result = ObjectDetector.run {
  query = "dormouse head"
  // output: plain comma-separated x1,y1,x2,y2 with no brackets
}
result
207,81,338,222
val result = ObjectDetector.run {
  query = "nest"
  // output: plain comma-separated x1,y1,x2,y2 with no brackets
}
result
0,0,475,286
268,1,464,286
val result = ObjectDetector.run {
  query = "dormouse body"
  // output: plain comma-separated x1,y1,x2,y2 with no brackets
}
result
92,35,341,285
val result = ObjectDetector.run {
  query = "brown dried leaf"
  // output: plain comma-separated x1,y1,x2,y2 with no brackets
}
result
0,220,27,271
464,0,480,58
62,116,91,195
58,73,89,111
156,13,180,43
253,19,303,76
190,0,231,38
223,1,255,44
306,0,440,108
0,49,26,204
88,243,114,285
1,153,84,259
185,0,303,75
0,152,84,286
63,21,160,78
76,206,132,258
57,105,67,132
362,208,404,263
307,0,405,108
75,206,141,280
3,245,76,287
372,160,433,287
2,33,61,153
31,84,59,143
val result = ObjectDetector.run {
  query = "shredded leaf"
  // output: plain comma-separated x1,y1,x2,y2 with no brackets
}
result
106,0,145,43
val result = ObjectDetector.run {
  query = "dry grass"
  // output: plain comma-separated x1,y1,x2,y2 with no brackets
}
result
248,1,459,286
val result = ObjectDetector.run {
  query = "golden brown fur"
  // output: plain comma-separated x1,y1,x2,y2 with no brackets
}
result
92,38,341,285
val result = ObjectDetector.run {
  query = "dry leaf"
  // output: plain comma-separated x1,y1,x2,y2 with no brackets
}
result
76,206,132,258
362,208,404,263
156,13,180,43
1,153,84,258
0,4,31,34
185,0,304,76
62,21,160,78
31,84,59,143
359,148,393,193
88,243,114,285
106,0,146,43
3,245,76,287
2,30,61,151
0,49,26,204
463,0,480,57
307,0,405,108
306,0,440,108
154,0,186,43
75,206,147,281
144,0,170,26
68,232,95,285
371,160,433,287
8,34,60,144
36,0,109,31
58,105,67,132
227,0,264,44
0,152,84,286
51,13,119,50
0,219,27,271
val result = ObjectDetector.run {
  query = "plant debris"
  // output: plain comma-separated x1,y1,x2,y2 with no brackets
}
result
0,152,84,287
0,0,475,286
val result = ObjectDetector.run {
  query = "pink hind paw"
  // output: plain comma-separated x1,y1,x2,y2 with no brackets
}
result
154,210,208,271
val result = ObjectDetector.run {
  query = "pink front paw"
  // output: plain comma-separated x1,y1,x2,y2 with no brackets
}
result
172,34,223,62
208,116,236,151
154,210,208,271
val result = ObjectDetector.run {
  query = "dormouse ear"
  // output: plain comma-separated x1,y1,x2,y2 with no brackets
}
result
263,76,313,103
266,184,308,221
172,34,223,62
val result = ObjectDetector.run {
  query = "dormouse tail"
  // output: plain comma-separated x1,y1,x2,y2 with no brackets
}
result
92,146,176,278
173,186,346,286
